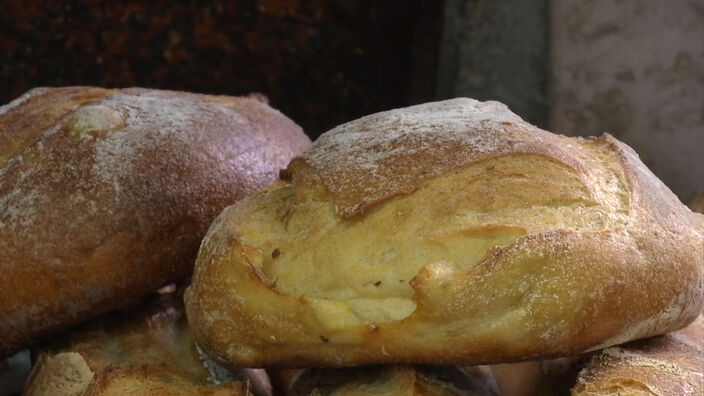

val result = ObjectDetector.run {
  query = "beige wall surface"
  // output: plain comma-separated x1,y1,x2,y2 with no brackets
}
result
550,0,704,202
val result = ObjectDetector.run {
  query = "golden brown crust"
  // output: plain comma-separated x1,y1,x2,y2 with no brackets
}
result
82,369,249,396
291,99,586,219
572,314,704,395
0,87,310,357
573,188,704,395
185,98,703,367
23,294,259,396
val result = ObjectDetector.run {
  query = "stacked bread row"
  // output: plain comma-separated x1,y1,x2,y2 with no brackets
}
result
0,88,701,395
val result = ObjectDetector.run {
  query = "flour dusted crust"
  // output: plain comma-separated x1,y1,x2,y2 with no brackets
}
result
23,294,262,396
185,98,704,367
573,192,704,395
0,87,310,357
572,314,703,395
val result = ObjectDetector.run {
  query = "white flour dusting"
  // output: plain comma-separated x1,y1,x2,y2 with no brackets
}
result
0,87,50,118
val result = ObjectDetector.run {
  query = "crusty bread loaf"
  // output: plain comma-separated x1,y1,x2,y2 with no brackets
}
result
572,314,703,395
23,292,269,396
185,98,703,367
569,199,704,395
289,365,498,395
0,87,310,358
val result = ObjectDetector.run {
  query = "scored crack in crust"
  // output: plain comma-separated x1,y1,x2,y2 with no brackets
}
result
0,87,311,358
184,98,704,367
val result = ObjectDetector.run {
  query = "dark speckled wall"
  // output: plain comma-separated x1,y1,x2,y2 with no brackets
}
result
0,0,444,139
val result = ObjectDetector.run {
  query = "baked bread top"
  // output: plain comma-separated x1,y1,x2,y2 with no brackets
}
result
0,87,310,357
185,98,703,367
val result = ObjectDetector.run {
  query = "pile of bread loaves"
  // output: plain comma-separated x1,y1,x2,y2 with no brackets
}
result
0,87,701,395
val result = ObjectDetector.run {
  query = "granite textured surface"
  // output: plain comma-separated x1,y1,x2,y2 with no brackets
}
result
550,0,704,201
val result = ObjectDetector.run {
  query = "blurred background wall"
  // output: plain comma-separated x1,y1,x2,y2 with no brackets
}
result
549,0,704,204
437,0,548,127
1,0,702,202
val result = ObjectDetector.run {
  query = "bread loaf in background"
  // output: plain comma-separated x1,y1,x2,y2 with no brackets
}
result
572,314,703,395
23,291,270,396
185,98,703,367
0,87,311,357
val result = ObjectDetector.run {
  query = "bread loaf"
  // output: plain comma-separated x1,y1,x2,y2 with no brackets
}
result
23,292,270,396
0,87,310,357
571,199,704,395
572,314,703,395
185,98,703,367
